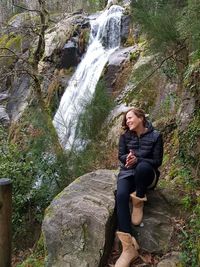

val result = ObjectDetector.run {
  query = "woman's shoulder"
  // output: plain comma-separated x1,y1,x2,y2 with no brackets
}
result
120,130,133,139
149,128,162,141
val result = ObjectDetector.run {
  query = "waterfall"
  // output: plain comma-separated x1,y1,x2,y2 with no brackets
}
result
53,5,124,150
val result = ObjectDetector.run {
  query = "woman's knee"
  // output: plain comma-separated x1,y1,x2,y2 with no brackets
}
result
135,161,154,175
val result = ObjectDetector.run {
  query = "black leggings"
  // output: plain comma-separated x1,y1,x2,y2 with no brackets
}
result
116,161,155,234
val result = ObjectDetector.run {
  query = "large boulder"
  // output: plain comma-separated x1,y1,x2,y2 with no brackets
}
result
42,168,184,266
42,169,117,267
38,14,90,96
42,14,89,60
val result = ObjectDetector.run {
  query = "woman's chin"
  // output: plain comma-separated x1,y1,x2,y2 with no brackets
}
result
129,127,135,131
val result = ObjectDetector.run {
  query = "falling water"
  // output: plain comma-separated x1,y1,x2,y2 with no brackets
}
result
53,5,124,150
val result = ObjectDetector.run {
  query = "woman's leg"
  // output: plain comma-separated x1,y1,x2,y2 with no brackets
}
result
130,162,155,225
134,161,155,198
115,177,139,267
116,177,135,234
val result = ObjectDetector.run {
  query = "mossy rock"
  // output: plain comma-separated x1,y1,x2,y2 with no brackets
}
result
8,12,40,28
0,33,23,67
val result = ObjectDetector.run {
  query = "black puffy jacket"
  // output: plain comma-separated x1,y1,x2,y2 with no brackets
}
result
118,122,163,180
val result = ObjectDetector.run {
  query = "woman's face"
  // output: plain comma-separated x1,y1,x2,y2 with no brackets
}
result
126,110,143,131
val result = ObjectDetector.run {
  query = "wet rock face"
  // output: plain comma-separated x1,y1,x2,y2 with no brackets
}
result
60,40,79,69
0,92,10,125
121,15,131,43
6,74,31,122
42,169,117,267
104,46,136,93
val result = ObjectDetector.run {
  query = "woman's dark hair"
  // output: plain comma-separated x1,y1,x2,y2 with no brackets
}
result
122,107,147,130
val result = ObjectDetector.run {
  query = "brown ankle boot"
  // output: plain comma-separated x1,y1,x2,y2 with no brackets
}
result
130,192,147,225
115,231,139,267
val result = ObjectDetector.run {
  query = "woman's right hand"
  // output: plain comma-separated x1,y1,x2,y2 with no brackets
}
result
125,150,137,168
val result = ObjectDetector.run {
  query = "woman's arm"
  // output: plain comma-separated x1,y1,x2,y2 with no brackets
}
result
118,134,129,164
138,134,163,168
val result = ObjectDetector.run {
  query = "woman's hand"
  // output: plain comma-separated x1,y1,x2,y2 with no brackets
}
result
125,150,137,168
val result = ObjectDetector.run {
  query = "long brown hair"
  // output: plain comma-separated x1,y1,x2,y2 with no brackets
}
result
122,107,147,131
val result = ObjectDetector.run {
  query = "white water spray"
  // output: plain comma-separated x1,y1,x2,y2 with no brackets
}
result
53,5,124,150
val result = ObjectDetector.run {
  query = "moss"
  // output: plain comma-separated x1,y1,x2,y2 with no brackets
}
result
179,109,200,171
82,29,90,47
6,35,22,51
0,34,9,46
44,206,54,218
129,50,140,62
81,223,88,251
0,33,22,67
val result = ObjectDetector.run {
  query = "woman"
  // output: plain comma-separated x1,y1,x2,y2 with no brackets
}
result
115,107,163,267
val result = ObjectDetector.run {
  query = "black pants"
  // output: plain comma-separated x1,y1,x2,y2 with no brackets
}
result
116,161,155,234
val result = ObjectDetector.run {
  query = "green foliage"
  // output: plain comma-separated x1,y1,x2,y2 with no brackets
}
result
131,0,184,53
163,136,200,267
179,197,200,267
0,79,115,249
0,127,36,241
87,0,106,12
131,0,200,62
0,33,22,67
179,109,200,168
0,105,71,247
76,80,114,142
178,0,200,59
161,58,178,81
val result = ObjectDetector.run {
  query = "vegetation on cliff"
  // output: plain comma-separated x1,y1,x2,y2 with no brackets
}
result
129,1,200,266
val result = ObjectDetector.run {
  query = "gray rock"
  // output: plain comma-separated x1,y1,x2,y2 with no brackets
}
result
177,90,196,132
61,39,79,69
42,169,117,267
0,92,9,102
6,74,31,122
0,105,10,125
132,189,180,254
157,252,182,267
122,0,131,5
42,14,89,60
104,46,136,92
8,11,37,28
121,15,131,43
